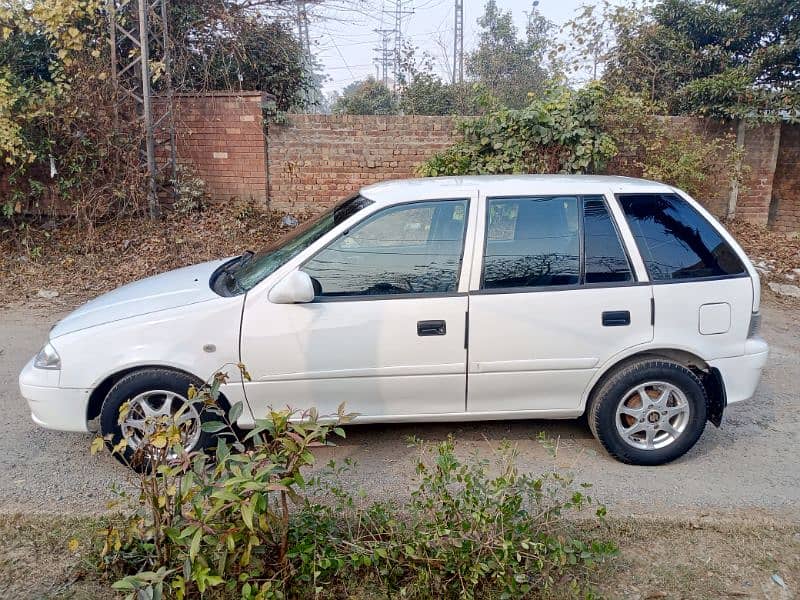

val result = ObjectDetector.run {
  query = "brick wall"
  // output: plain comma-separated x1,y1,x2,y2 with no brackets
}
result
604,116,738,219
5,100,799,231
265,115,459,212
263,114,799,228
734,123,782,226
770,124,800,232
160,92,268,204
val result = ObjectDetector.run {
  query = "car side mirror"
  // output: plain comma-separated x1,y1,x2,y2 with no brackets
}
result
268,270,315,304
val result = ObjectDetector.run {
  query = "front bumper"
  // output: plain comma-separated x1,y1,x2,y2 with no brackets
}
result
708,338,769,405
19,358,90,432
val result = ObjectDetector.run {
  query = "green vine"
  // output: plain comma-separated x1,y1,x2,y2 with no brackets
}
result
418,83,618,177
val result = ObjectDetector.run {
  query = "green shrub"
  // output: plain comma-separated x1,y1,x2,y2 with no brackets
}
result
98,371,616,599
417,83,618,177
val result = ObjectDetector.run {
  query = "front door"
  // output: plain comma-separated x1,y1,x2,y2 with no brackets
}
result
467,194,654,413
240,198,473,419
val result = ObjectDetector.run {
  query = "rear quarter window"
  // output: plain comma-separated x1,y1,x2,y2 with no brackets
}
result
618,193,745,281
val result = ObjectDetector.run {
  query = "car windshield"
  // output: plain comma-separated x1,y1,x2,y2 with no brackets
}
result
231,195,374,292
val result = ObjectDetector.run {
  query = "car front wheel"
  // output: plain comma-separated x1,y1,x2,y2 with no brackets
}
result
99,368,218,469
588,359,708,465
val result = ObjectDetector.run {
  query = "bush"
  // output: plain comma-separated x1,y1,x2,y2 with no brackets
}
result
417,83,618,177
98,371,616,599
635,121,745,204
419,83,744,208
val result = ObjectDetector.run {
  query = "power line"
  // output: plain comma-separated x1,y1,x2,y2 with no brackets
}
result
321,21,356,82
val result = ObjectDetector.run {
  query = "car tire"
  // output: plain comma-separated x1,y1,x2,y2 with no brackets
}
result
99,368,219,470
587,359,708,466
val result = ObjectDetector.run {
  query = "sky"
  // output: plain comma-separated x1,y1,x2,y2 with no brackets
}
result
305,0,598,95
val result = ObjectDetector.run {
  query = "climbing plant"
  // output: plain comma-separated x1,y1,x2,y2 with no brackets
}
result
418,83,618,177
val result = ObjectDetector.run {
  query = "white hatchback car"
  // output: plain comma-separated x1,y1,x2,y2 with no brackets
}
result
20,175,768,465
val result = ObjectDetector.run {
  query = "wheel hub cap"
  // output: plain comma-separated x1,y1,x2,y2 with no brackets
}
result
120,390,201,457
615,381,691,451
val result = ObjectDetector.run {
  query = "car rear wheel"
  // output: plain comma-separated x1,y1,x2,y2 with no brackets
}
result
588,359,707,465
100,368,217,469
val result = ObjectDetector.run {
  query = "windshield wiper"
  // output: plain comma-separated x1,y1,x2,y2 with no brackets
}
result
238,250,255,268
219,251,253,294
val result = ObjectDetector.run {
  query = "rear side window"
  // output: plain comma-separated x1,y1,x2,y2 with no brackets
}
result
584,196,632,283
482,196,580,289
618,193,745,281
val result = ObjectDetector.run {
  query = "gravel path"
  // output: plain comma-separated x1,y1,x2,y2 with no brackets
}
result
1,299,798,519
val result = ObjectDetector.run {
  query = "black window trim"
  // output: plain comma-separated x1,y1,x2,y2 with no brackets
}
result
649,272,749,285
301,197,472,303
476,194,637,295
615,192,749,285
587,195,639,285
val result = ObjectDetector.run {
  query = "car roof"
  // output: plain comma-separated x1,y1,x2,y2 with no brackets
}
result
360,175,675,205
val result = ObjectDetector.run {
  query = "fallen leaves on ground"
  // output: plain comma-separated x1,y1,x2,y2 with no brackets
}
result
0,203,304,307
725,219,800,283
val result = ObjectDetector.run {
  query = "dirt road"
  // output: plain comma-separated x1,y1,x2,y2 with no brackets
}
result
1,299,798,519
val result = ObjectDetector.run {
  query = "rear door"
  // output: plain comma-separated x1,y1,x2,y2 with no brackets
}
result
467,194,654,413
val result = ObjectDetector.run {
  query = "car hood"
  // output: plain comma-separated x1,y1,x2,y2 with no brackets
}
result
50,259,229,338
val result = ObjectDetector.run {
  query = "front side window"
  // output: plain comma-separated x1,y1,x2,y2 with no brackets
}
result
482,196,580,289
303,199,468,297
232,195,373,291
618,193,745,281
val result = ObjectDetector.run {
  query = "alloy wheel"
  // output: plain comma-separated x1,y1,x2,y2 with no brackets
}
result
614,381,691,451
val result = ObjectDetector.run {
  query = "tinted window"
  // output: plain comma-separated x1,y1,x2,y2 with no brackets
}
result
618,193,745,281
233,195,373,292
583,197,633,283
482,196,580,289
303,200,467,297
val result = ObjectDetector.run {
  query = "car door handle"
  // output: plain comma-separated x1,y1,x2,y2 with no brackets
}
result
417,320,446,336
602,310,631,327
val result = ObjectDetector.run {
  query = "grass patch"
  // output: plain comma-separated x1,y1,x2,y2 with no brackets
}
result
0,513,112,599
2,513,797,599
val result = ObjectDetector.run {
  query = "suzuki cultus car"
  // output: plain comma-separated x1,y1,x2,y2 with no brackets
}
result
20,176,768,466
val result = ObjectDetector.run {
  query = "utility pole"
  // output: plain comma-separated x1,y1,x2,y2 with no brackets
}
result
453,0,464,84
295,1,317,108
296,1,311,58
385,1,413,91
108,0,177,219
374,28,394,86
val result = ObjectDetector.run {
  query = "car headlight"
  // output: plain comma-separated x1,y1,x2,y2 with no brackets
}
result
34,343,61,370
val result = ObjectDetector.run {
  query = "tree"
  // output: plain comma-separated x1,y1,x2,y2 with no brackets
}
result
466,0,555,108
396,43,481,115
0,0,320,221
555,1,642,85
602,0,800,120
167,0,315,110
332,77,398,115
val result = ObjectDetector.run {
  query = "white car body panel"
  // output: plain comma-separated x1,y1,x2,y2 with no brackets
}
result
239,296,468,424
18,175,768,436
468,285,654,412
51,259,229,338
